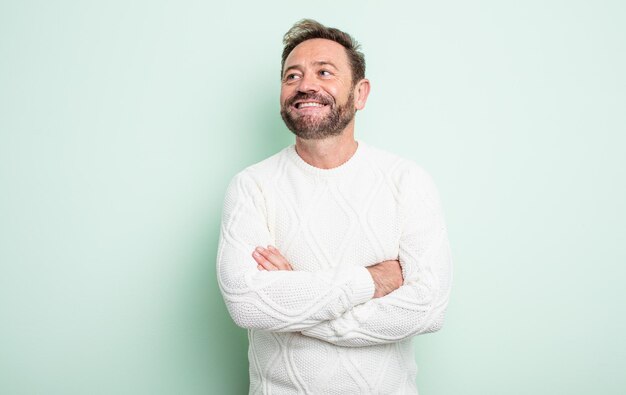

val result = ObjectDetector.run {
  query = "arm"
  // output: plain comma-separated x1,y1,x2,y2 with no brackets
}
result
300,166,453,347
216,171,375,332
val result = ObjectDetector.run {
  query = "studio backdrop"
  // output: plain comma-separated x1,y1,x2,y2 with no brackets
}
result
1,1,624,394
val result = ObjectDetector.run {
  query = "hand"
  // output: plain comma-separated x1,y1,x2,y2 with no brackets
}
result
367,260,403,298
252,245,293,271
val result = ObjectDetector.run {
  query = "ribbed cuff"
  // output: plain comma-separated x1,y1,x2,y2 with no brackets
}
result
349,266,375,306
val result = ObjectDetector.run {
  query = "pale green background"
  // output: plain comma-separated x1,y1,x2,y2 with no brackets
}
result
1,1,624,394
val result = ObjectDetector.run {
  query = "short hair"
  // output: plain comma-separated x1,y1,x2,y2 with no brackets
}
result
281,19,366,85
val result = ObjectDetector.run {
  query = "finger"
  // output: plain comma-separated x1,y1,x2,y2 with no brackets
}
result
257,247,290,270
252,250,265,265
266,246,292,270
253,249,278,271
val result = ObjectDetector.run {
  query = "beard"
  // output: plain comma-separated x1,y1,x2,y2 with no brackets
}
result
280,90,356,140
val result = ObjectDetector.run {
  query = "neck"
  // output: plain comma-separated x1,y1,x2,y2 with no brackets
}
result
295,124,358,169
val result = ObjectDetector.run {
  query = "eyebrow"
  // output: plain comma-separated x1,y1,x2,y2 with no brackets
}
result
313,60,338,69
282,61,339,77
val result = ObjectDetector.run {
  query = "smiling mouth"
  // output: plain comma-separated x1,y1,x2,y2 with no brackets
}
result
294,101,328,109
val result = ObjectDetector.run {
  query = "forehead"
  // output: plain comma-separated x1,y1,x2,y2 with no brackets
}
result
284,38,350,69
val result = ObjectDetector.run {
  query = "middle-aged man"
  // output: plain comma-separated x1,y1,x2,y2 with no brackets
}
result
217,19,453,394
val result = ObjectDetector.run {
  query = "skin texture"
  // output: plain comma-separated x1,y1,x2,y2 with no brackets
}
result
365,259,404,298
252,38,402,299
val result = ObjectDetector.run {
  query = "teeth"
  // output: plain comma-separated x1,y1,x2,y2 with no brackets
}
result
298,102,324,108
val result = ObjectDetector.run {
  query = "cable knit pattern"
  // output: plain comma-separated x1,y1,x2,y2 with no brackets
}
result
216,141,452,394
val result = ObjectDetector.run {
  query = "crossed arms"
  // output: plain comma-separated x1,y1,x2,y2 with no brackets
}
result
252,245,403,299
216,166,452,347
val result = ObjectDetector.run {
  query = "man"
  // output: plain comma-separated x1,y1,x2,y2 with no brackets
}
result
217,19,452,394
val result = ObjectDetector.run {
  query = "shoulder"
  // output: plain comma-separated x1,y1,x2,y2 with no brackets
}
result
222,149,293,218
362,145,445,217
245,146,292,178
360,142,407,172
361,142,436,191
226,146,292,192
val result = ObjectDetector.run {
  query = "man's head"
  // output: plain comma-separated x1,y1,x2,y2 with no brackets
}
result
279,19,370,140
281,19,366,86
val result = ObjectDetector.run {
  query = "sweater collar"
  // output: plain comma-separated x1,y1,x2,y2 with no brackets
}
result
286,140,366,177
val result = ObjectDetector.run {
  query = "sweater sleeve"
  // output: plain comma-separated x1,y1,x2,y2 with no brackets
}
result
300,166,453,346
216,170,375,332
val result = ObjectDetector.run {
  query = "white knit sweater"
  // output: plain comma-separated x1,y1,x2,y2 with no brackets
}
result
217,141,452,394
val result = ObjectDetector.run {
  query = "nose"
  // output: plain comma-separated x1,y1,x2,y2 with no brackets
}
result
297,73,320,93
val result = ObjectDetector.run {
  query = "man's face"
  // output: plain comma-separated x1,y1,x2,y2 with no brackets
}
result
280,38,357,140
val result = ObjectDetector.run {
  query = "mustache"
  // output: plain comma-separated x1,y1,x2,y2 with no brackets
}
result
286,92,333,107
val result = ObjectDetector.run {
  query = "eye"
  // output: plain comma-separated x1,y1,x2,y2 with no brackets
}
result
319,70,332,77
284,73,301,82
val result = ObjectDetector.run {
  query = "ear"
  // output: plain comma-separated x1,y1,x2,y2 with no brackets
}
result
353,78,371,111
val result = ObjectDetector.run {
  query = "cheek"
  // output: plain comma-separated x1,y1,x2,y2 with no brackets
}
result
323,83,346,102
280,89,292,106
329,89,348,105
